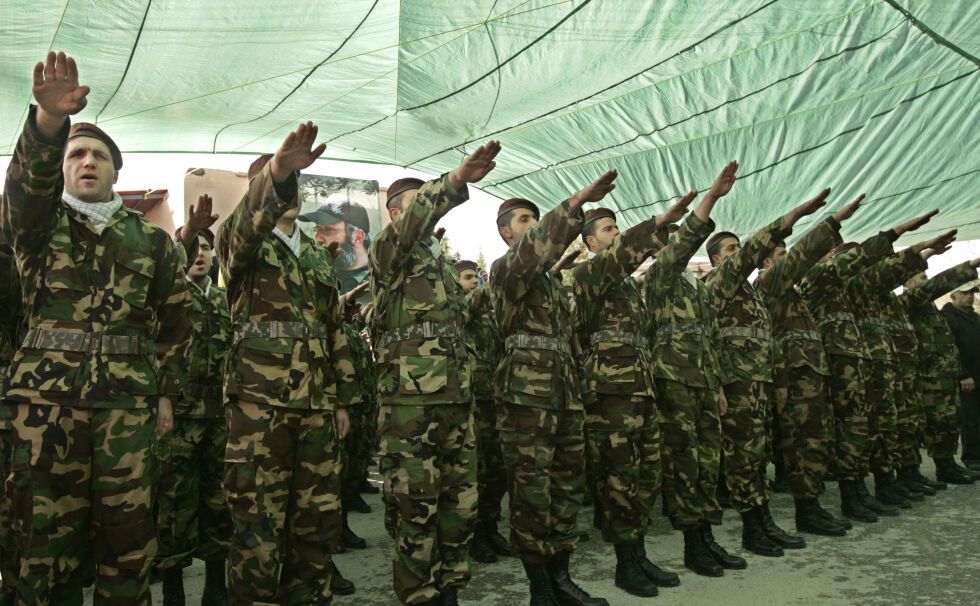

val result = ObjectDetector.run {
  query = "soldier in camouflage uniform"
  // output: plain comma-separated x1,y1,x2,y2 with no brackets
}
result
369,144,499,606
903,259,980,486
156,222,234,606
574,195,696,597
755,193,862,538
0,236,23,605
1,52,192,605
217,123,358,606
490,170,620,606
704,193,829,557
646,163,746,578
455,260,512,565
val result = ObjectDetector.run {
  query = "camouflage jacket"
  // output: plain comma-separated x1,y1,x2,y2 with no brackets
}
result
368,174,472,406
342,321,376,406
645,213,723,389
903,262,978,379
879,291,920,364
850,245,926,362
756,217,842,377
705,217,788,385
490,199,585,410
572,217,667,399
466,285,501,403
1,106,192,409
217,162,357,410
0,241,24,426
177,279,232,418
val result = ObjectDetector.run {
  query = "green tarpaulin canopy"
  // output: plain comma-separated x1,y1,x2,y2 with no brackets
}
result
2,0,977,245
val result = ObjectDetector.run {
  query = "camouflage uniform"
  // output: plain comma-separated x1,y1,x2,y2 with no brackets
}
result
756,218,842,500
705,218,787,512
572,218,666,545
645,214,724,530
1,106,192,605
465,285,507,530
489,199,587,566
340,320,378,507
217,162,358,606
154,278,233,570
850,246,925,477
879,290,923,471
369,175,477,605
903,263,979,460
0,241,23,596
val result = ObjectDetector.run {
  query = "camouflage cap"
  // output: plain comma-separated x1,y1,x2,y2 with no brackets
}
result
454,259,478,273
248,154,274,179
583,208,615,227
386,177,426,202
68,122,122,169
496,198,540,220
706,231,739,257
298,199,370,231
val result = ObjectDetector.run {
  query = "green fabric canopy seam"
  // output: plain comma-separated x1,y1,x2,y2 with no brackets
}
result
87,0,569,128
488,24,899,188
94,0,153,123
884,0,979,65
486,64,975,186
210,0,381,152
405,0,784,167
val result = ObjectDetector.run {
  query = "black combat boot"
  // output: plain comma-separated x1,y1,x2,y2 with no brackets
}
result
469,524,498,564
758,502,806,549
815,499,852,530
898,467,936,496
341,516,367,550
633,540,680,587
345,491,372,514
359,478,380,494
201,559,229,605
162,567,185,606
934,458,975,485
916,466,946,490
740,508,783,557
795,498,846,537
438,586,459,606
682,528,723,577
484,520,514,557
0,587,12,606
874,472,912,508
855,477,899,516
698,522,746,569
839,480,878,523
547,551,610,606
329,561,355,596
613,543,658,597
522,559,560,606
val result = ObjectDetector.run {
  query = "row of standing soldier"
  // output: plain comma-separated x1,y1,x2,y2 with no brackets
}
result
1,51,979,606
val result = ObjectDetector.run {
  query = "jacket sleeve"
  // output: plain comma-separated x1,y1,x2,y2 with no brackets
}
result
859,247,927,295
572,216,664,302
152,237,194,397
645,213,714,299
902,262,978,307
757,217,842,296
706,216,787,302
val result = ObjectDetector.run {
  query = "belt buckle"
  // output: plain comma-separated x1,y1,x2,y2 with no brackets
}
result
422,323,435,339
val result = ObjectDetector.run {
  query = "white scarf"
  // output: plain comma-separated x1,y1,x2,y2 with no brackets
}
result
61,191,123,235
187,275,212,296
682,267,698,289
273,226,301,258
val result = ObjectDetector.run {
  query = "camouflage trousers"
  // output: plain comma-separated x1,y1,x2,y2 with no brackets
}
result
154,414,231,570
224,401,342,606
474,399,507,526
918,375,961,460
0,426,19,592
827,354,869,481
378,403,477,605
341,395,379,502
776,367,833,499
866,359,899,475
8,404,156,606
496,403,585,566
893,361,924,468
584,394,659,544
720,380,770,513
656,380,723,530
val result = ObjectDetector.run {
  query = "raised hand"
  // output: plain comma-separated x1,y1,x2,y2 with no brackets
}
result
657,190,697,226
785,188,831,229
569,170,618,212
434,227,447,242
833,193,864,223
707,161,738,199
449,140,501,188
970,258,980,269
33,52,91,137
911,229,957,254
343,281,370,303
894,209,939,236
551,249,583,274
270,121,325,183
187,194,219,234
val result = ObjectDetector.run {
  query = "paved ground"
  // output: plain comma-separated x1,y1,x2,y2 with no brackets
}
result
122,456,978,605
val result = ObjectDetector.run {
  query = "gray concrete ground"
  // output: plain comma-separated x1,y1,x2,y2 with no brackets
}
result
122,456,978,605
